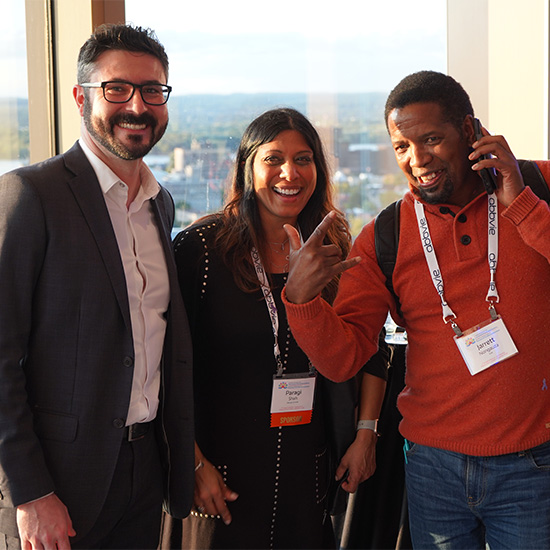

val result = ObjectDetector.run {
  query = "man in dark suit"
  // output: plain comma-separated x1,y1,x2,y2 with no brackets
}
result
0,24,194,549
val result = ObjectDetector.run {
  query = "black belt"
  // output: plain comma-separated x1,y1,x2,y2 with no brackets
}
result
124,421,153,442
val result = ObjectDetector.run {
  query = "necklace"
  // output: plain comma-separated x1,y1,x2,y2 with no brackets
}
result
270,259,289,272
268,247,289,269
268,238,289,253
264,237,289,272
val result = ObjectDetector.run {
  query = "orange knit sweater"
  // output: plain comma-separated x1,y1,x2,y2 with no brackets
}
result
284,162,550,456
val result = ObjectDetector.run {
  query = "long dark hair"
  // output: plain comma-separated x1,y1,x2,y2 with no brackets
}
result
214,107,351,303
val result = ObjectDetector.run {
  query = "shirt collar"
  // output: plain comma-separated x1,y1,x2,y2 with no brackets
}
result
79,138,160,202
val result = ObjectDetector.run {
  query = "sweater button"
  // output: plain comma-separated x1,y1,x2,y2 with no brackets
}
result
457,214,467,223
460,235,472,245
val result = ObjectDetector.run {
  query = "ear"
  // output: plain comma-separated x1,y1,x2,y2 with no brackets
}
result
463,114,476,147
73,85,85,117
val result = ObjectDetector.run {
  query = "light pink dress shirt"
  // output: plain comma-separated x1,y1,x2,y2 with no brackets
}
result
80,140,170,426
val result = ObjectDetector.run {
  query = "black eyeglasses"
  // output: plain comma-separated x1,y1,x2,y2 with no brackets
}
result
80,81,172,105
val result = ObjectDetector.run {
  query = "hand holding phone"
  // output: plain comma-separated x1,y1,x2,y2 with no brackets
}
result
473,118,497,194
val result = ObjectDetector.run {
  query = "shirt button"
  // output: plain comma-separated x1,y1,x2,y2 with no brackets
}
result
457,214,467,223
113,418,125,429
461,235,472,245
123,356,134,367
439,207,450,214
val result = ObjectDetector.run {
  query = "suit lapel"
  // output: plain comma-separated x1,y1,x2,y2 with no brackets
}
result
150,190,178,296
63,143,132,333
150,190,181,390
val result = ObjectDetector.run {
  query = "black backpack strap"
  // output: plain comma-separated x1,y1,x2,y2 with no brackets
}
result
374,199,402,316
518,159,550,203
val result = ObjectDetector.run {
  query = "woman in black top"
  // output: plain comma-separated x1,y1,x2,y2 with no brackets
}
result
161,108,388,549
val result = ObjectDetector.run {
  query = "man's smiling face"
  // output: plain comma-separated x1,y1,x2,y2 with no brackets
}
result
388,101,480,206
79,49,168,162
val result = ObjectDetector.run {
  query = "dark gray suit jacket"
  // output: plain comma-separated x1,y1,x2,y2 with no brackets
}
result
0,142,194,539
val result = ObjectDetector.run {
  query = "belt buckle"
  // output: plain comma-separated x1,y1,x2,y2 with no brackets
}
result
127,422,149,442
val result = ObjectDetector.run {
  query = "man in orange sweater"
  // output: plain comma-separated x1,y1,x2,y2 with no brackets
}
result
282,71,550,548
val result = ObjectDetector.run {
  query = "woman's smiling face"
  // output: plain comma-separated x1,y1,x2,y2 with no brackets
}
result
252,129,317,228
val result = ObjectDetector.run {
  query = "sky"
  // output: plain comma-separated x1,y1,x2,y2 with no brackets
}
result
2,1,28,98
3,0,447,98
124,0,447,95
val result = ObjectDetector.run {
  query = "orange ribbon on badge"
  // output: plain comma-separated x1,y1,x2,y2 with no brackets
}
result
270,410,313,428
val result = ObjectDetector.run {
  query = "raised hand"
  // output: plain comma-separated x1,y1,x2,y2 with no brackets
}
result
283,211,361,304
469,121,524,207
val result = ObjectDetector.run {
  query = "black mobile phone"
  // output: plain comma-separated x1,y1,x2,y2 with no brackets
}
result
473,117,497,194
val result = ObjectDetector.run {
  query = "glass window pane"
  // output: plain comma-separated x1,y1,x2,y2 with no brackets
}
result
126,1,447,235
0,1,29,174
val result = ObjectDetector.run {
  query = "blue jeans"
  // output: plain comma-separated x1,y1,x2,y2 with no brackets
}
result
404,440,550,549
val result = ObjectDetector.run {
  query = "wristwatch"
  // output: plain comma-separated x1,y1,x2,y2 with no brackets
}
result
356,419,379,435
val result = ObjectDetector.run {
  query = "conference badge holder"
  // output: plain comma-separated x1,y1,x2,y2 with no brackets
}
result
454,315,518,376
270,372,316,428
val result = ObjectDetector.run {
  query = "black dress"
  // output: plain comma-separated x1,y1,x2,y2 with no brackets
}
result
161,218,338,549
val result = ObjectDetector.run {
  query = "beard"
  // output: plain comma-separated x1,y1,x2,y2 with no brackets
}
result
83,97,168,160
412,175,455,205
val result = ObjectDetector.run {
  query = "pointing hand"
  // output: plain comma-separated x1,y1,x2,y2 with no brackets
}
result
284,211,361,304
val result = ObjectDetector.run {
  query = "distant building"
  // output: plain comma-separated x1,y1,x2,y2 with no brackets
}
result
173,147,185,173
339,143,395,175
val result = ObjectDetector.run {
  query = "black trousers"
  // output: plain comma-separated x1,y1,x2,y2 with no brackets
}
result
74,428,164,549
3,428,164,550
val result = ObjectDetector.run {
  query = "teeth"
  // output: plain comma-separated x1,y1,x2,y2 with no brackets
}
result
119,122,146,130
419,172,437,183
274,187,300,196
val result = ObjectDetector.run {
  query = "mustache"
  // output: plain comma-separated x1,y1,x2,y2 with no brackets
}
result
111,113,157,128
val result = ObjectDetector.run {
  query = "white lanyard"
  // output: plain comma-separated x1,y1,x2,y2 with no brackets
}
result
252,249,317,426
251,247,317,427
251,247,285,377
486,193,499,304
414,194,500,336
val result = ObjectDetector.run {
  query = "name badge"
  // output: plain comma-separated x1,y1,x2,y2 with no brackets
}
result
270,373,316,427
454,316,518,375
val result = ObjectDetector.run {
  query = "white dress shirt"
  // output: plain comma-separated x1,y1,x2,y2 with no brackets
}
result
79,139,170,426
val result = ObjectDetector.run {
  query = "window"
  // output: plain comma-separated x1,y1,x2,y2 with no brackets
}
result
0,1,29,173
3,1,447,236
126,0,446,233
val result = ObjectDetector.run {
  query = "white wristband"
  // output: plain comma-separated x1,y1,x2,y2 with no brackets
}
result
357,419,378,434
